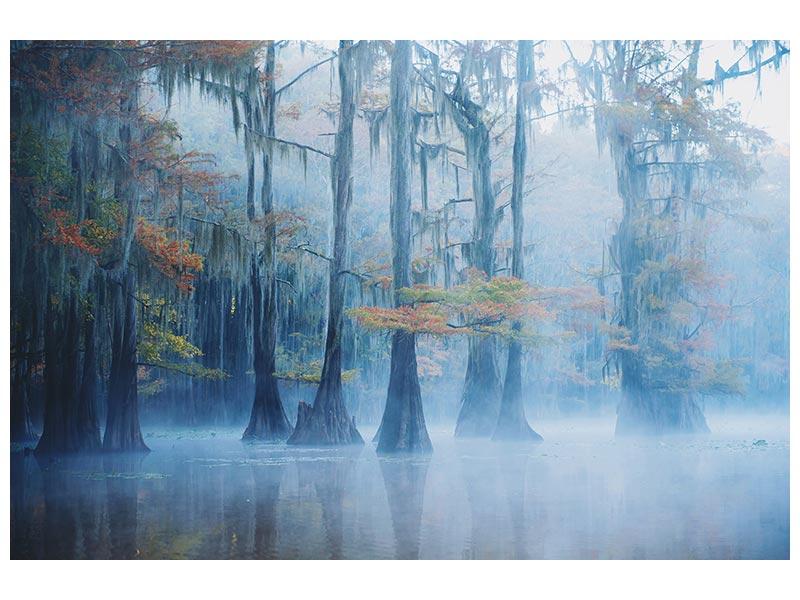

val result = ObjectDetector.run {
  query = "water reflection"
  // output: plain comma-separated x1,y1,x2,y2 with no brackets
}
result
460,450,504,559
499,450,529,559
9,418,790,559
251,461,284,559
10,452,39,555
295,449,361,559
379,457,429,559
41,455,79,559
104,454,143,559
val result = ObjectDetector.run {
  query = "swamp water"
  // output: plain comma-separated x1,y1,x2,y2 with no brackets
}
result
10,414,789,559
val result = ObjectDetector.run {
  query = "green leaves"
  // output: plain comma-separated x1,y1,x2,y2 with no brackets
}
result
349,272,601,346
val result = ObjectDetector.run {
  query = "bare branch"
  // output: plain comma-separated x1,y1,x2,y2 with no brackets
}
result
275,53,337,96
243,124,332,158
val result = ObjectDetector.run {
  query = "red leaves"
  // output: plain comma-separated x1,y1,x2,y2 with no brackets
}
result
136,219,203,293
42,208,116,257
255,210,308,240
681,329,715,353
349,305,450,335
162,40,263,67
349,275,568,339
373,275,393,290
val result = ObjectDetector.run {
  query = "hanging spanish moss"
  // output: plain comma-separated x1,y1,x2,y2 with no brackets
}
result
10,38,789,561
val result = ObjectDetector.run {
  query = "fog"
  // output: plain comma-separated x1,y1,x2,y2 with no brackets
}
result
10,39,789,562
11,411,788,559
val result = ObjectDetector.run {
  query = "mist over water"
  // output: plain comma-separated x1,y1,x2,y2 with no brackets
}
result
11,412,788,559
10,40,790,566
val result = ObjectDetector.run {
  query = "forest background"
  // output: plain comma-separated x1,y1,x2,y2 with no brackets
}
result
4,0,788,592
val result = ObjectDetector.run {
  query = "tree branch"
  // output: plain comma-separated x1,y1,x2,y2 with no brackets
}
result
276,277,297,294
275,53,337,96
290,242,331,261
243,124,332,159
701,43,790,87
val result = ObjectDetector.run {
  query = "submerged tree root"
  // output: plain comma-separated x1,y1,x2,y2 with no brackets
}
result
615,391,710,436
287,400,364,446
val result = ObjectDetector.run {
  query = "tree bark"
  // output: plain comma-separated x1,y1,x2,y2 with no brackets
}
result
494,40,542,442
244,256,291,440
11,328,37,443
288,41,364,446
36,270,95,454
77,281,102,450
376,40,432,454
104,270,149,451
102,74,148,451
604,41,710,436
447,70,503,438
243,42,292,441
456,335,503,437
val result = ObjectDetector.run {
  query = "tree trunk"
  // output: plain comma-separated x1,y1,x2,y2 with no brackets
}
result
10,158,38,444
494,40,542,442
104,270,149,451
11,329,37,443
456,335,503,437
376,40,432,454
450,90,502,438
244,256,291,440
36,274,91,454
102,75,147,451
606,42,710,436
243,42,291,441
616,387,709,435
77,282,102,450
495,338,543,441
288,41,363,446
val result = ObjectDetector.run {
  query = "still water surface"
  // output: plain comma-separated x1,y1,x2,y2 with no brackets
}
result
11,415,789,559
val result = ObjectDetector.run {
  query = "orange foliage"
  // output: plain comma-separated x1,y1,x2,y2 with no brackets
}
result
349,305,450,335
681,329,715,353
349,275,566,338
606,339,640,353
160,40,263,67
136,219,203,293
416,355,444,379
255,210,308,240
42,208,116,256
373,275,393,290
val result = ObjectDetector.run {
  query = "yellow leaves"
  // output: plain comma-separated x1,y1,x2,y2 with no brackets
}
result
351,276,604,346
142,321,203,362
273,361,358,384
340,369,358,383
41,208,116,256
